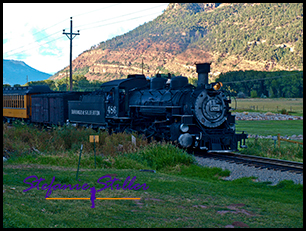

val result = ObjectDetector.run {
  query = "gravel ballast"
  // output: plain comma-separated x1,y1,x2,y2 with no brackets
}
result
195,156,303,185
233,112,303,121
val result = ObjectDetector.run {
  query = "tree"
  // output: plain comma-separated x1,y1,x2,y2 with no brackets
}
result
268,86,275,98
237,92,246,98
250,90,258,98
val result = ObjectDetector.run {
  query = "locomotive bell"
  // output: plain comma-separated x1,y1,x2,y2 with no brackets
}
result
196,63,211,89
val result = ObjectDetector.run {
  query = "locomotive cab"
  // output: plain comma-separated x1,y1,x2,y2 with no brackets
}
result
104,87,118,118
103,86,128,117
101,74,148,119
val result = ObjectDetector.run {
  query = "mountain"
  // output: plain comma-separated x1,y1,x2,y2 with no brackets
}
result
51,3,303,82
3,59,51,86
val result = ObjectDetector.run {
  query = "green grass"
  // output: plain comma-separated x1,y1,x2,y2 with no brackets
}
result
239,138,303,162
3,162,303,228
236,120,303,136
230,98,303,116
3,122,303,227
235,118,303,162
3,121,149,159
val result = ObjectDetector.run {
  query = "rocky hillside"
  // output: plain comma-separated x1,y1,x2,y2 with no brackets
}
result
51,3,303,82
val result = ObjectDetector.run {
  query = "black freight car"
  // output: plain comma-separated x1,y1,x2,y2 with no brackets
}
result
31,92,89,125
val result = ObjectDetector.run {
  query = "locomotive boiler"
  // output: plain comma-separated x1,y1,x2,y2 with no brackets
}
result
68,63,247,152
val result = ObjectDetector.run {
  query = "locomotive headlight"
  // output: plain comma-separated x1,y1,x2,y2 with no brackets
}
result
180,124,189,133
213,82,223,90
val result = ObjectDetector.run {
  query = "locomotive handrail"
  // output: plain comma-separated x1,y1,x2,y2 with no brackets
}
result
129,105,181,108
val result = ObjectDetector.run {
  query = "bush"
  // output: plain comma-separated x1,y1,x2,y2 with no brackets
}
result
251,90,258,98
281,108,287,114
126,143,195,170
237,92,246,98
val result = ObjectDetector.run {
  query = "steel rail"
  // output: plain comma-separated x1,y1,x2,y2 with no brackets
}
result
194,150,303,173
229,152,303,170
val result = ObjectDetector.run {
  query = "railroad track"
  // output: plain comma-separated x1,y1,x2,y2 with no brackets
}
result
193,151,303,174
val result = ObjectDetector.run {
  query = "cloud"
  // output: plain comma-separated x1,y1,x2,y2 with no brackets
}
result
3,3,168,74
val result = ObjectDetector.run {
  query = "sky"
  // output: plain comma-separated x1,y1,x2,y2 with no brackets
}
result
3,3,169,74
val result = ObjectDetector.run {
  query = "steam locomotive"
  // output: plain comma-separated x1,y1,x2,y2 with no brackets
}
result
3,63,247,152
68,62,247,152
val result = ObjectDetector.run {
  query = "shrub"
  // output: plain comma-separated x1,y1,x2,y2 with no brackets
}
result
250,90,258,98
126,143,194,170
237,92,246,98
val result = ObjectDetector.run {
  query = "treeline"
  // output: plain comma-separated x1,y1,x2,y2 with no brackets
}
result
216,70,303,98
3,75,106,92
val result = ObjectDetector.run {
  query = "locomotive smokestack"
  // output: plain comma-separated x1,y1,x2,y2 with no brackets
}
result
196,63,210,89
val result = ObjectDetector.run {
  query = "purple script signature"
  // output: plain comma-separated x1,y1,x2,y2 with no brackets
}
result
23,175,149,208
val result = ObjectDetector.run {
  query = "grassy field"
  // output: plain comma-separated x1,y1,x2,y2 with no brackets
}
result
236,120,303,137
230,98,303,115
3,113,303,227
235,118,303,161
3,158,303,228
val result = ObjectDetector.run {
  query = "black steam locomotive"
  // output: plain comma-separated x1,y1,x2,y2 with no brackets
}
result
68,63,247,152
3,63,247,152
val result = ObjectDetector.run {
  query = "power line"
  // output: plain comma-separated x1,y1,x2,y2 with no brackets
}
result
4,30,64,55
72,3,121,18
4,36,65,58
80,10,165,32
4,4,168,59
3,4,121,55
31,18,68,37
76,3,168,30
222,72,303,84
4,4,166,56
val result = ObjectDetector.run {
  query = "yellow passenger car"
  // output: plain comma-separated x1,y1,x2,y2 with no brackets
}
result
3,85,52,122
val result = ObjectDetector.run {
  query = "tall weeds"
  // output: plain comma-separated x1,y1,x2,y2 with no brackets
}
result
3,121,195,171
3,121,148,158
241,138,303,162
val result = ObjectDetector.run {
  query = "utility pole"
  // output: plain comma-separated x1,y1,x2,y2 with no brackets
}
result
63,17,80,91
66,69,69,91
